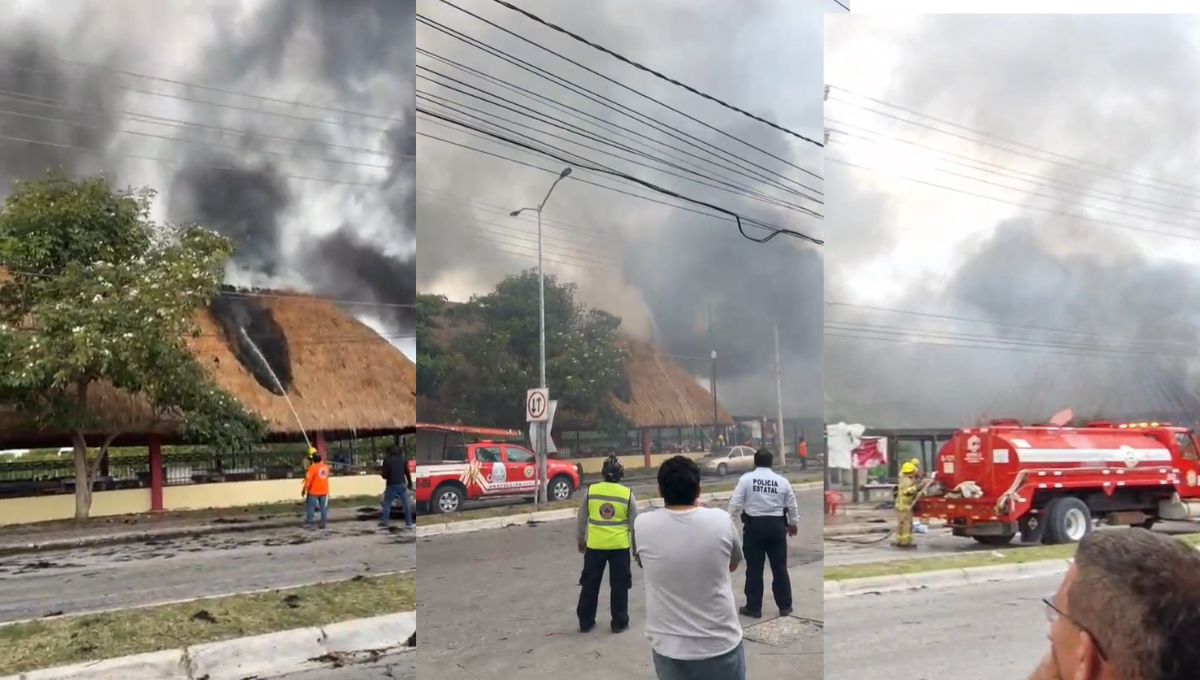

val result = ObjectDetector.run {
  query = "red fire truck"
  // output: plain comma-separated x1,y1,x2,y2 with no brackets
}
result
414,423,581,515
914,420,1200,545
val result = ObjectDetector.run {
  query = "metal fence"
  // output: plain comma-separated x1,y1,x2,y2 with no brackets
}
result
0,435,411,499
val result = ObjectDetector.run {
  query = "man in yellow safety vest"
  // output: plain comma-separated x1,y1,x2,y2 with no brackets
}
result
576,454,639,634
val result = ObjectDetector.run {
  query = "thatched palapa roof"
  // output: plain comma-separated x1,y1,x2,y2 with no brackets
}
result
615,337,732,429
0,282,415,442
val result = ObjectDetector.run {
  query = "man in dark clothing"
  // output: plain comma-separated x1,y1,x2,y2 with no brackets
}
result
381,445,414,530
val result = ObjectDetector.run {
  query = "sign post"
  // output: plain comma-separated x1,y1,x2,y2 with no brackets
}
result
526,388,550,508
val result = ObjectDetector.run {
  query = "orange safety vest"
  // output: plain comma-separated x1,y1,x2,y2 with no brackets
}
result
798,441,808,459
304,462,331,496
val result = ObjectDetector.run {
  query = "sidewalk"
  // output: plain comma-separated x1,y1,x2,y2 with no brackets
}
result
428,562,823,680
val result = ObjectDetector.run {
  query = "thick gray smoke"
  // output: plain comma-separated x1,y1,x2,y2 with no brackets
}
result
0,0,415,353
416,0,824,418
826,14,1200,428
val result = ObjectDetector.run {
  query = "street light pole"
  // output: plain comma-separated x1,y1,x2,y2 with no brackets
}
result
711,350,718,448
510,167,572,505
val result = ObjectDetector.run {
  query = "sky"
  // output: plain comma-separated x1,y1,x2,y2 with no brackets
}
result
0,0,415,359
825,13,1200,427
416,0,826,419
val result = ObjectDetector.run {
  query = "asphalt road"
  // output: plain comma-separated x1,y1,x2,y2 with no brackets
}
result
825,574,1058,680
417,487,823,678
0,521,414,622
273,652,415,679
825,520,1200,566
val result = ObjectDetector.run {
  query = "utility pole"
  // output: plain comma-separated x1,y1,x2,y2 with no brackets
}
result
509,166,572,505
711,350,719,449
774,325,786,466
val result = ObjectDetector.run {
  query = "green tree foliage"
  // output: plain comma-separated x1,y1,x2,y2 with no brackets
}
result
0,172,267,519
415,292,456,398
434,270,630,433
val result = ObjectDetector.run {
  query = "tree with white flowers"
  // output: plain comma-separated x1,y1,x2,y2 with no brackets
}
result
0,172,266,520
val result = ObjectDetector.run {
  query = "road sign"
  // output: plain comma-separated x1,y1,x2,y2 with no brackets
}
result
526,388,549,422
529,400,559,453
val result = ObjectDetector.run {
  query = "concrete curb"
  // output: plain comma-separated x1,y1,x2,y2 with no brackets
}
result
823,558,1074,599
2,610,416,680
416,482,822,538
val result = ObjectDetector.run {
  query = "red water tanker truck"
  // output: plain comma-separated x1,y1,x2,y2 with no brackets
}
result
913,419,1200,545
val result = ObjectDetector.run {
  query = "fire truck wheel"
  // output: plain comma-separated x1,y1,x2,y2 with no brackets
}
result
433,485,465,514
1043,496,1092,545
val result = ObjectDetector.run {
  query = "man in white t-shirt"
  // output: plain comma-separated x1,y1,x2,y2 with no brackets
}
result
633,455,746,680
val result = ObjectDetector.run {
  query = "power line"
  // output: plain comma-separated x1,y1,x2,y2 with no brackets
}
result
417,123,739,223
828,85,1200,201
826,156,1200,243
825,300,1200,352
420,106,822,244
828,128,1200,237
486,0,823,148
416,14,821,196
2,268,415,310
417,186,611,240
0,62,403,138
830,0,850,10
827,117,1200,222
4,55,405,124
417,47,814,202
0,89,405,160
0,130,385,189
417,84,818,216
0,105,392,171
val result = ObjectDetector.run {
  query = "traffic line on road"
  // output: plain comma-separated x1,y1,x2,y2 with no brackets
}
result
415,482,822,538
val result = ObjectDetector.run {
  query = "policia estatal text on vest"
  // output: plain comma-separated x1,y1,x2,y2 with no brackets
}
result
575,455,639,634
727,448,799,618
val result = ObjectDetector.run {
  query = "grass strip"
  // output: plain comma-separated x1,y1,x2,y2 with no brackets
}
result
823,533,1200,582
438,473,821,524
0,571,415,675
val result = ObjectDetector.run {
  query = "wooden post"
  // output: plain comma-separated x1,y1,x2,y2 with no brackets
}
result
149,435,164,512
315,431,327,457
641,428,651,469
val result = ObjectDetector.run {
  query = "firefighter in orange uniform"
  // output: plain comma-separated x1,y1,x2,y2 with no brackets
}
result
893,460,921,549
303,447,331,529
797,436,808,470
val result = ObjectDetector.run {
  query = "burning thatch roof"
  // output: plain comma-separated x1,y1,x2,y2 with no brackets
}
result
0,282,415,443
424,299,731,429
615,337,732,429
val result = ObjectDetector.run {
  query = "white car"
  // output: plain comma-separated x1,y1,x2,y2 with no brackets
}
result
699,446,757,477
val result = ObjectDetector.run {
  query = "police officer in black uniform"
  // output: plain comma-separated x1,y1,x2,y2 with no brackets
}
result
728,448,799,618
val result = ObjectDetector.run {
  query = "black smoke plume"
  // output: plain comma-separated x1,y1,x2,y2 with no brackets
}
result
209,290,294,395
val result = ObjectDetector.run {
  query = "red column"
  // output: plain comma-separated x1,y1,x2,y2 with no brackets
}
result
149,435,164,512
315,431,327,457
641,428,651,469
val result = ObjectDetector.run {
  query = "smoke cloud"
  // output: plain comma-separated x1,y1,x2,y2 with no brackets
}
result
0,0,415,356
416,0,824,418
826,14,1200,427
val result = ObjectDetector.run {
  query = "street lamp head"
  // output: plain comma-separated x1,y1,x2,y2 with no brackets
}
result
509,209,523,217
558,167,572,179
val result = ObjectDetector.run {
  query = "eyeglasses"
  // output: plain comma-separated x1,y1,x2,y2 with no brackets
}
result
1042,597,1108,661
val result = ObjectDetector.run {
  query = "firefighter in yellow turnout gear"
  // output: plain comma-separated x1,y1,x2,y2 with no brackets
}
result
576,454,640,634
893,460,922,549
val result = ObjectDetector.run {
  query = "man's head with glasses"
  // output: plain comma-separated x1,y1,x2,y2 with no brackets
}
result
1033,529,1200,680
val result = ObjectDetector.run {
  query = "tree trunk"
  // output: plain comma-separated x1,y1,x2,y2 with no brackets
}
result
72,431,91,521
